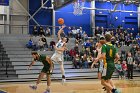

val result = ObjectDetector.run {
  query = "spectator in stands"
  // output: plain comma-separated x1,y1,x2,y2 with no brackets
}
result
46,27,51,37
124,34,128,46
136,33,140,39
83,33,88,41
38,38,45,51
72,27,77,38
74,44,79,54
79,27,84,36
41,36,48,51
26,38,33,49
83,40,92,48
75,33,82,44
135,48,140,67
64,50,70,61
119,33,125,46
126,52,135,79
87,54,93,68
121,50,126,61
39,26,45,36
115,61,124,79
50,39,55,51
90,44,96,55
32,35,40,51
122,61,127,79
73,54,82,69
130,44,137,57
33,26,38,36
84,48,91,56
137,38,140,46
130,33,134,44
69,48,76,60
68,27,72,38
81,54,88,68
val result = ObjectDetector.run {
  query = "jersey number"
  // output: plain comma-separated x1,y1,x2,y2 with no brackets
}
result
109,49,112,57
57,43,61,48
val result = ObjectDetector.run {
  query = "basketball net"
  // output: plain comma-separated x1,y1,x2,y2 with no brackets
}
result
73,0,85,16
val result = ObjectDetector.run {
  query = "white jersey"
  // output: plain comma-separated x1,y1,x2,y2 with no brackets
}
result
55,39,65,54
51,39,65,63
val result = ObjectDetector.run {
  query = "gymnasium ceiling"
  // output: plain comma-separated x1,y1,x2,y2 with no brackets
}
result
54,0,140,10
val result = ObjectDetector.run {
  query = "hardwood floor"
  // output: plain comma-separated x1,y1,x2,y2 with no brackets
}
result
0,79,140,93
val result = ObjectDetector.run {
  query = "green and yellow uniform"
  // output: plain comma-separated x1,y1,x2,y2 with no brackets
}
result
37,54,51,74
101,43,117,80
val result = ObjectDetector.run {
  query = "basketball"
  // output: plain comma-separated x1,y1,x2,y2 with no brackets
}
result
58,18,64,25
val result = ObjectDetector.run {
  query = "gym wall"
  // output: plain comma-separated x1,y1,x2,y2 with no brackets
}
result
29,0,52,34
95,2,138,35
55,1,91,36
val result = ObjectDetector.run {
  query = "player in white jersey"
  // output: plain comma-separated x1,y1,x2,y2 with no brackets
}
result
51,25,69,84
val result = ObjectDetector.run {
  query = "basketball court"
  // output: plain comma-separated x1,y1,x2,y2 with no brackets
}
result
0,79,140,93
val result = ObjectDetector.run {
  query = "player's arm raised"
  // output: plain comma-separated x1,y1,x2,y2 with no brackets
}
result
57,25,66,40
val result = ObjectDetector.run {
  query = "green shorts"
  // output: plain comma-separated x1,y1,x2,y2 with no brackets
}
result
102,63,115,80
41,66,51,75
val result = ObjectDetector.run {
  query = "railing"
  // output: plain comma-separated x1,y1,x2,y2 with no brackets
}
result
0,42,8,77
0,24,54,35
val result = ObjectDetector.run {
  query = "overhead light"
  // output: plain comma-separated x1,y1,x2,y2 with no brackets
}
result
130,13,133,16
99,11,102,14
107,0,110,2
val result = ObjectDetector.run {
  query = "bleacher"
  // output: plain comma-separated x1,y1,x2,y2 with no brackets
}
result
0,34,139,82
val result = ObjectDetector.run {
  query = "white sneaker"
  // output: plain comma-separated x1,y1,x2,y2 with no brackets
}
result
44,90,51,93
62,78,66,85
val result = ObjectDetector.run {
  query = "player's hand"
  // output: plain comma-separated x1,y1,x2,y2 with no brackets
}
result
61,25,66,29
94,58,99,63
91,62,95,69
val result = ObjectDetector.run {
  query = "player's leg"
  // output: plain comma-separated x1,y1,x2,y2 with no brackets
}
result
51,53,57,63
98,72,102,80
59,61,66,83
36,72,46,85
44,73,51,93
109,79,115,89
101,68,118,93
30,72,46,90
58,55,66,84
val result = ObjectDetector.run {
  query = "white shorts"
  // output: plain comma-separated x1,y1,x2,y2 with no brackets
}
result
98,60,104,72
51,53,64,64
102,68,107,76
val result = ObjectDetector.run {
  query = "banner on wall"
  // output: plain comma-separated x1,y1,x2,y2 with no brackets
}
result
0,0,9,6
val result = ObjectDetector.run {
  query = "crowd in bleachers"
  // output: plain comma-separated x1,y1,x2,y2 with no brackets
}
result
66,26,140,79
26,26,56,51
26,25,140,79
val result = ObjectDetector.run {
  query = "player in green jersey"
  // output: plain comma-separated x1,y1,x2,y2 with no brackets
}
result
95,34,120,93
28,52,53,93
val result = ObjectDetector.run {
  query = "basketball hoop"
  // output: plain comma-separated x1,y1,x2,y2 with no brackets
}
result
72,0,85,16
